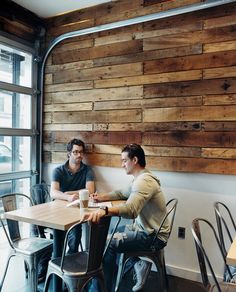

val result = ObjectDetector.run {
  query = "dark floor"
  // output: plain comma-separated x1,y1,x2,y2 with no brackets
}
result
0,254,205,292
118,270,206,292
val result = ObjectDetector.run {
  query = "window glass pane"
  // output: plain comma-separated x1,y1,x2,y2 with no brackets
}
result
0,178,31,239
0,136,31,174
0,43,32,87
0,89,31,129
0,178,30,197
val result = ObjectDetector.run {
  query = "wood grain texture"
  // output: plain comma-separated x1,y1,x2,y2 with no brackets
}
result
42,0,236,175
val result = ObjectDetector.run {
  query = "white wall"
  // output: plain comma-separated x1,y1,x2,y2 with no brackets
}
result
43,163,236,282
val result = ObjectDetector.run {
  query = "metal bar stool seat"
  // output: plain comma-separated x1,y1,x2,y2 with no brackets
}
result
115,198,178,292
43,216,112,292
0,193,53,292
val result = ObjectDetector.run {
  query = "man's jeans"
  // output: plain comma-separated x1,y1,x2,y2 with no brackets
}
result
67,224,82,254
88,224,166,292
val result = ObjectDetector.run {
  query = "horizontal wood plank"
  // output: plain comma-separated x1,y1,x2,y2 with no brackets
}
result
45,60,94,74
93,44,202,67
202,148,236,159
52,110,142,123
53,62,143,84
52,40,143,64
203,66,236,79
93,122,201,132
44,131,142,145
45,81,93,93
143,78,236,97
203,94,236,105
202,122,236,131
144,105,236,122
94,96,202,111
143,131,236,147
44,103,92,112
44,124,93,131
144,25,236,51
49,86,143,103
144,51,236,74
204,40,236,53
95,70,202,88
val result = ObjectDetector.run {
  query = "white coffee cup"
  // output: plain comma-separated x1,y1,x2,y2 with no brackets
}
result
79,189,89,208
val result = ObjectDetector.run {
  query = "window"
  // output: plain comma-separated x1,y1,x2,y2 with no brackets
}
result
0,34,38,198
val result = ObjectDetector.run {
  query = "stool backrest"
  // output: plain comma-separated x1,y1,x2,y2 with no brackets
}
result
214,202,236,255
0,193,33,246
191,218,233,292
60,216,111,273
166,198,178,239
30,183,51,205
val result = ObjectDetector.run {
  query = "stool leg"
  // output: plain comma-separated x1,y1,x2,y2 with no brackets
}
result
115,254,125,292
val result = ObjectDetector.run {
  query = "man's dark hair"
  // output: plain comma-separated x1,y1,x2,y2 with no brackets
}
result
122,144,146,167
67,138,85,152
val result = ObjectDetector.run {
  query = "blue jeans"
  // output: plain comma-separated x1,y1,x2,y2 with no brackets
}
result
88,224,166,292
67,224,82,254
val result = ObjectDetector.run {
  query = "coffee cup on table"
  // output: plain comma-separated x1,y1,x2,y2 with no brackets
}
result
79,189,89,208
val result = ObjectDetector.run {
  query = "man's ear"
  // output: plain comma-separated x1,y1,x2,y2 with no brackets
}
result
133,156,138,164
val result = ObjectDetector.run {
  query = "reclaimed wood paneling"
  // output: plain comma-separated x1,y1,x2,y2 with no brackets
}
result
53,62,143,84
94,70,202,88
143,106,236,122
143,132,236,147
48,86,143,103
52,109,142,123
144,78,236,97
52,40,143,64
144,51,236,74
93,122,201,132
93,44,202,67
43,0,236,174
45,81,93,93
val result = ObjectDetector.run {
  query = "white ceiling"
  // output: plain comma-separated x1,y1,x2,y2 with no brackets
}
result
12,0,114,18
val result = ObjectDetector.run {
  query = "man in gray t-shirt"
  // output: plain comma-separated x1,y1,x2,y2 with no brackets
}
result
50,138,95,253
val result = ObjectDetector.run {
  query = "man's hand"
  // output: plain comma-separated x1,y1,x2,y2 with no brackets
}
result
90,192,109,202
80,209,106,224
66,192,79,202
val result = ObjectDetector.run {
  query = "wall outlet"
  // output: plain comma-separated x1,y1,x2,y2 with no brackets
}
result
178,227,186,239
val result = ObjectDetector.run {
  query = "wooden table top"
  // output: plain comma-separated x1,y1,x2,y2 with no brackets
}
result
227,236,236,266
4,200,91,231
4,199,125,231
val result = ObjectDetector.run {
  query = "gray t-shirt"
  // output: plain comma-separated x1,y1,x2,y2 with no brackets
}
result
52,161,94,192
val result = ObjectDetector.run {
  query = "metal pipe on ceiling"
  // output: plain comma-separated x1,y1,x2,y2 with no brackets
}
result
39,0,236,181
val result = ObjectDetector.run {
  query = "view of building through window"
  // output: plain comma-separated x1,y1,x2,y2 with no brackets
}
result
0,38,37,198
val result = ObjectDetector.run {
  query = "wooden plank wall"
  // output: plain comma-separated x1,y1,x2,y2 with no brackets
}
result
0,0,45,42
44,0,236,174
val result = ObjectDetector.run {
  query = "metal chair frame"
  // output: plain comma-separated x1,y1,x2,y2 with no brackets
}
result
43,216,119,292
115,198,178,292
0,193,53,292
191,217,236,292
214,202,236,255
30,183,52,239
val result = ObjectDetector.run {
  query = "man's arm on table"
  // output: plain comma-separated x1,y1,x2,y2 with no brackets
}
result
81,205,120,223
90,192,112,202
81,191,123,223
50,181,95,202
50,181,79,202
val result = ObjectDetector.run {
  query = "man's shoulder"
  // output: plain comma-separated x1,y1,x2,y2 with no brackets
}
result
80,162,93,171
137,170,161,185
53,161,67,173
